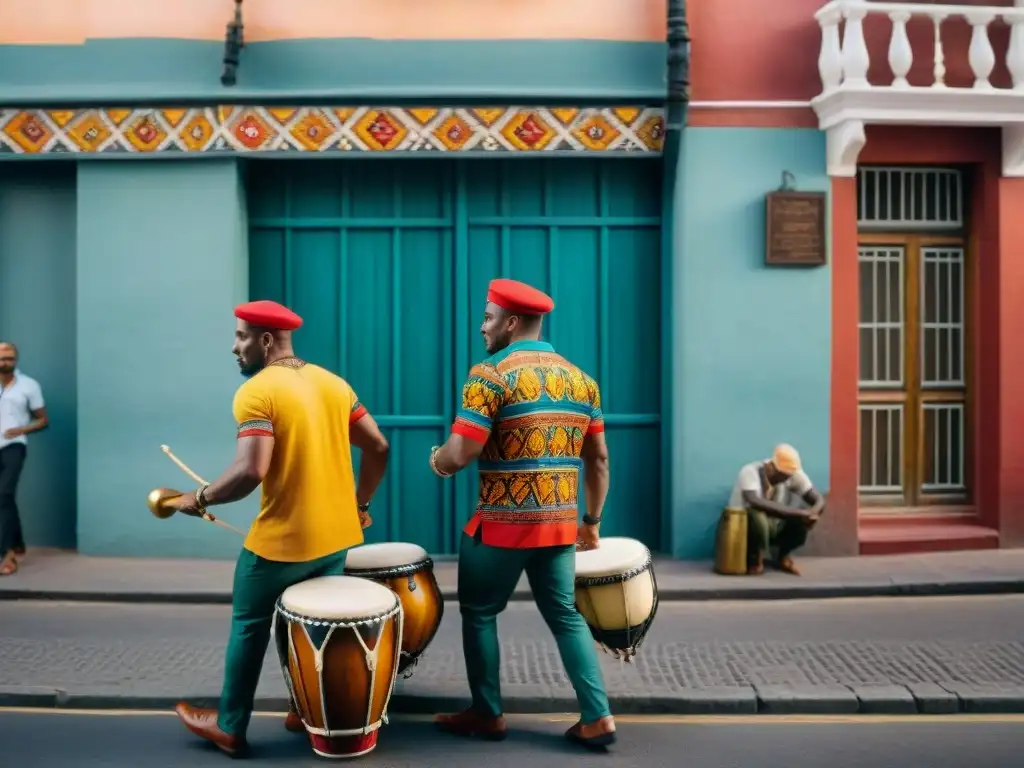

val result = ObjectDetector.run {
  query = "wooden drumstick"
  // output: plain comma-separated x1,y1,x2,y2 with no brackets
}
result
160,444,209,486
159,445,245,537
203,513,246,537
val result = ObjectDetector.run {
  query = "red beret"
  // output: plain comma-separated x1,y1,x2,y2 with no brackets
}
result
486,278,554,315
234,300,303,331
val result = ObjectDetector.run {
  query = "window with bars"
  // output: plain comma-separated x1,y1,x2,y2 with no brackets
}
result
856,168,969,507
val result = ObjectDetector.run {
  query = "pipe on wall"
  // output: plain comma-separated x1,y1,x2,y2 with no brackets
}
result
659,0,689,553
221,0,245,87
665,0,690,132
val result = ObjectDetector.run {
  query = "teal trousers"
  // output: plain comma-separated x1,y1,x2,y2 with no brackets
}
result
457,532,611,724
217,547,348,738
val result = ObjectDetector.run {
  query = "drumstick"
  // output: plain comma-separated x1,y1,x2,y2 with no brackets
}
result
161,444,209,486
203,513,246,537
160,445,244,537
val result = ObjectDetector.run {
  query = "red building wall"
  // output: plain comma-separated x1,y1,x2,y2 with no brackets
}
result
691,0,1024,551
688,0,1016,126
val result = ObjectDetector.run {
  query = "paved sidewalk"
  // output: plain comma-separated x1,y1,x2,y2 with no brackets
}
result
1,548,1024,604
1,595,1023,716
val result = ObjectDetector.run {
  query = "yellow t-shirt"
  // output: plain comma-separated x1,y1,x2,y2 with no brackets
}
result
232,361,367,562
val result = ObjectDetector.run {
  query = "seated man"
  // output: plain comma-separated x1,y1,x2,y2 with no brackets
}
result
726,444,824,576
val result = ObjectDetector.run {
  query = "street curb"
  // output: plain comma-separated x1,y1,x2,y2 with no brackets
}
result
2,579,1024,605
2,685,1023,716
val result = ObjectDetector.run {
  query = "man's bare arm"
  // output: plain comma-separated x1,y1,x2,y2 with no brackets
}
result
350,412,390,506
432,433,485,475
741,490,811,521
581,431,610,522
23,407,48,434
202,435,275,506
803,487,825,514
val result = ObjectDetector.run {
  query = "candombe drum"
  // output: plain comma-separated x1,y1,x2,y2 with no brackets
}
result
343,542,443,676
274,575,404,759
713,507,749,576
573,537,659,661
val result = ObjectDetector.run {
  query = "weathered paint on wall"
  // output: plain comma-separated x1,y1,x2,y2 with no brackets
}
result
686,0,1013,128
0,0,668,43
690,0,1014,102
672,127,831,559
0,164,78,549
0,0,668,103
76,160,252,558
689,0,822,104
0,40,667,104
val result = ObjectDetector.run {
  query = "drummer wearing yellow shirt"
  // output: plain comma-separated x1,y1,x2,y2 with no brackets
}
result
168,300,390,758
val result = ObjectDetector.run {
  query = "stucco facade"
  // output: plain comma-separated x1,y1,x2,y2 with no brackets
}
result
1,0,1021,561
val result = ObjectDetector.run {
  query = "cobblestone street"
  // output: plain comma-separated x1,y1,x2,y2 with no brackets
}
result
2,594,1023,714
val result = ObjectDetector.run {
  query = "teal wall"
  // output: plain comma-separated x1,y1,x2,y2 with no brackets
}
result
0,164,78,549
0,40,666,104
671,128,831,559
76,160,251,557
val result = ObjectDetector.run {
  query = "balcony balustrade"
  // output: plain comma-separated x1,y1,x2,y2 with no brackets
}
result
812,0,1024,176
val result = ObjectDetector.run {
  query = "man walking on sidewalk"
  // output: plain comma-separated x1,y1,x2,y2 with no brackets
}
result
167,300,391,758
428,278,617,750
0,341,49,577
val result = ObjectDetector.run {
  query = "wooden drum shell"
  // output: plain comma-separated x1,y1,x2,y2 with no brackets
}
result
714,507,749,575
345,560,443,675
274,601,402,758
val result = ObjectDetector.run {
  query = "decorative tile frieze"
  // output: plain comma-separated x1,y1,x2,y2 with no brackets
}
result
0,106,665,156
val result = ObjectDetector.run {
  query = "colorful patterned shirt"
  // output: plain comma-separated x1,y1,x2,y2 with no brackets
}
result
451,340,605,549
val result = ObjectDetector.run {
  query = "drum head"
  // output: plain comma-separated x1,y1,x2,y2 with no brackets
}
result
279,575,398,620
345,542,429,571
575,536,650,579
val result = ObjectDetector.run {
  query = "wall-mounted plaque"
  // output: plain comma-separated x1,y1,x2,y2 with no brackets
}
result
765,191,826,267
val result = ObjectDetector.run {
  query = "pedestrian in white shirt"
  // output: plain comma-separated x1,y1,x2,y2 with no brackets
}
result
0,342,49,576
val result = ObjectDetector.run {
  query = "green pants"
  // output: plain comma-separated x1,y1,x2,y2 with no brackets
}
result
457,532,611,724
217,547,349,738
747,510,809,564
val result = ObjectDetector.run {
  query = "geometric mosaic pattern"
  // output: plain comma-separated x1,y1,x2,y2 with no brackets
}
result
0,106,666,156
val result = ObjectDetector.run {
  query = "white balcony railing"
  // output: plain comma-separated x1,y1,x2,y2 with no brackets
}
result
813,1,1024,177
816,0,1024,94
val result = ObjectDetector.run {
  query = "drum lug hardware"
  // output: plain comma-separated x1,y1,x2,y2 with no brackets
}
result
407,575,417,592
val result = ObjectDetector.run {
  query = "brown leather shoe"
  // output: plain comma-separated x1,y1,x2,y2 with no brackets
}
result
284,710,304,733
565,715,617,749
175,702,246,757
434,708,508,741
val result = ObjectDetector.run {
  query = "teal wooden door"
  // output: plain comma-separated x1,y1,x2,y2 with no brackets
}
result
247,158,663,555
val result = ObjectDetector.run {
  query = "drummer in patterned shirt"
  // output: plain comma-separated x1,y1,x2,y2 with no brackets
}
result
429,278,617,750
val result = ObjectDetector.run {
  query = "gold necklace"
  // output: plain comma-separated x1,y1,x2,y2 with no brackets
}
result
269,356,306,369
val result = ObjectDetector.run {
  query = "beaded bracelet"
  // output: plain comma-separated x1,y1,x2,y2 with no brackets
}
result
196,483,210,516
429,446,452,478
